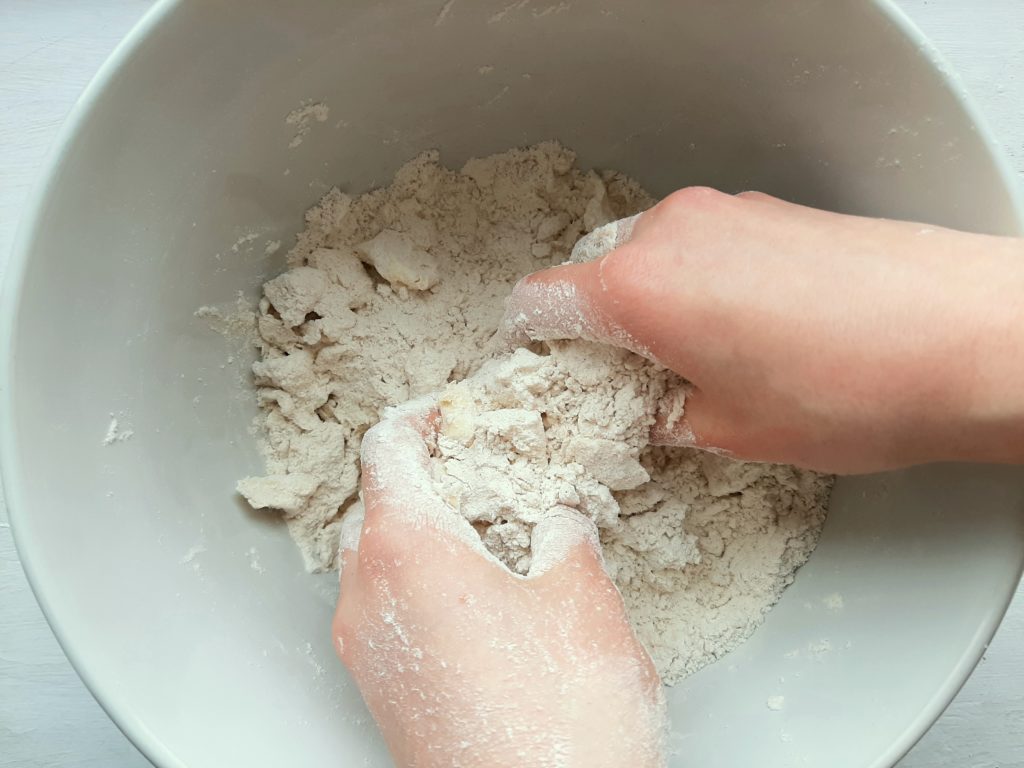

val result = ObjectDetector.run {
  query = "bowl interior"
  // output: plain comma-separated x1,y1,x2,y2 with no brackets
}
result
4,1,1024,767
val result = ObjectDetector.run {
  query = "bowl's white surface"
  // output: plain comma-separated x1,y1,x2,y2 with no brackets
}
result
2,1,1024,767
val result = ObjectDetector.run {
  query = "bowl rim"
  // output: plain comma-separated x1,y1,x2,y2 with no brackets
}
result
2,1,1023,767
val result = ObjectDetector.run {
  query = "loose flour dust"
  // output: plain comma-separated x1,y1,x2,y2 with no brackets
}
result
232,142,831,683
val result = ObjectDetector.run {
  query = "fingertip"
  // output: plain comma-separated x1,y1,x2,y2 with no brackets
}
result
500,259,608,346
652,385,689,442
527,506,604,579
650,388,733,457
649,416,698,448
360,398,438,474
502,208,651,348
650,399,698,447
359,400,442,529
569,212,645,264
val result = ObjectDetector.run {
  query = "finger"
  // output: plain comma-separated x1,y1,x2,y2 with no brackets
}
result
649,406,699,447
568,212,644,264
359,397,497,559
526,506,604,579
501,260,603,344
359,396,441,523
502,212,656,354
650,383,692,445
500,255,657,361
650,386,732,456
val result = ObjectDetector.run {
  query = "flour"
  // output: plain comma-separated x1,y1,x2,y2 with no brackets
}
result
823,592,845,610
102,414,134,445
286,101,329,149
233,142,832,683
236,142,649,569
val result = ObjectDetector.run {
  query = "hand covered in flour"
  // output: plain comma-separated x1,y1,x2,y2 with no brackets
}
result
332,401,667,768
504,189,1024,473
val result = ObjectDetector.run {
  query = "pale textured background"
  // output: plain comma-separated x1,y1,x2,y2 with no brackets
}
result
1,1,1022,766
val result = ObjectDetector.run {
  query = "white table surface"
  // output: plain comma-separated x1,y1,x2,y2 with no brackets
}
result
2,2,1023,766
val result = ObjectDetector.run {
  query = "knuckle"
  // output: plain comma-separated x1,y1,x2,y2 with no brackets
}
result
736,190,771,202
636,187,732,241
599,239,663,303
659,186,729,216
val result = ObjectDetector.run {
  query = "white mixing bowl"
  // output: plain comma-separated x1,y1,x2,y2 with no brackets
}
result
3,1,1024,766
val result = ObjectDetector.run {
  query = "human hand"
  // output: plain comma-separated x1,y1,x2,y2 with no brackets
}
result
333,401,667,768
504,188,1024,473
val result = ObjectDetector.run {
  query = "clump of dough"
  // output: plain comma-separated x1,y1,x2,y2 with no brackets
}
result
237,474,320,514
356,229,440,291
433,342,681,574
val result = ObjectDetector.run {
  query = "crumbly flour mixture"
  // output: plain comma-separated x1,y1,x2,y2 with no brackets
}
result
235,142,832,683
434,342,684,573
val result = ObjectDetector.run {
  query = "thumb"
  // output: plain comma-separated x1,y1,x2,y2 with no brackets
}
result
501,215,654,360
359,397,505,567
526,506,604,579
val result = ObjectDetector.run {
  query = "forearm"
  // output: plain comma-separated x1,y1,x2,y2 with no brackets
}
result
919,233,1024,465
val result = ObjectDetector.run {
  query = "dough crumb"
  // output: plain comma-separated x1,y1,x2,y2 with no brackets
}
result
102,414,134,446
180,541,206,567
237,474,321,514
823,592,845,610
248,546,266,574
286,101,330,149
808,639,833,657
